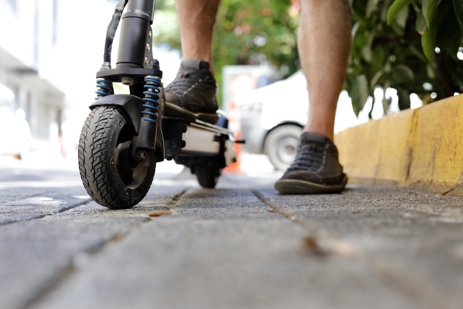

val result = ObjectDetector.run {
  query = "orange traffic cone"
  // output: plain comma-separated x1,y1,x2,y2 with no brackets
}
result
223,100,242,173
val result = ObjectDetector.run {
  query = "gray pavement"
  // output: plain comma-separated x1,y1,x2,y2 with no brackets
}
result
1,159,463,309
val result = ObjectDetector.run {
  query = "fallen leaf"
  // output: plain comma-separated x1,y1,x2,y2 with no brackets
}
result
302,236,319,250
147,210,172,218
112,233,124,241
301,236,327,257
266,208,277,213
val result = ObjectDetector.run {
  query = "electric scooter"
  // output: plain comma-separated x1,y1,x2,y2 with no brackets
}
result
78,0,237,209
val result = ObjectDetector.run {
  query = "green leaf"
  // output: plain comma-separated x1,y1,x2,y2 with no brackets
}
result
453,0,463,28
361,32,375,62
391,20,405,36
395,64,415,81
352,21,361,37
367,0,380,17
409,43,428,62
381,0,395,22
350,75,370,113
422,0,443,26
434,0,463,56
387,0,412,25
415,10,428,34
395,4,410,28
383,60,392,73
422,25,436,63
371,45,386,73
426,64,436,78
371,70,384,89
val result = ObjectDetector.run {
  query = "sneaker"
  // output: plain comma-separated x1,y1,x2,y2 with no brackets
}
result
165,59,219,114
274,132,348,194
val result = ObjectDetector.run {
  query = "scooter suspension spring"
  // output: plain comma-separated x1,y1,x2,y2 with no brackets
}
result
95,78,113,100
142,76,161,123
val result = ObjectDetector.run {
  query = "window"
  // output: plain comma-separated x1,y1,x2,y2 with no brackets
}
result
52,0,58,45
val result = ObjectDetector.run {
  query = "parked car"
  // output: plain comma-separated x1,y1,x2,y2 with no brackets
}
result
0,84,30,159
239,71,354,170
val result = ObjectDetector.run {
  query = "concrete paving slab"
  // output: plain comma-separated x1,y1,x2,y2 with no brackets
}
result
32,205,419,309
0,185,187,309
257,187,463,308
0,187,51,204
0,187,91,224
1,161,463,309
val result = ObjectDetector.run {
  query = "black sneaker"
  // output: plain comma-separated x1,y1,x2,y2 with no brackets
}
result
274,132,348,194
165,59,219,116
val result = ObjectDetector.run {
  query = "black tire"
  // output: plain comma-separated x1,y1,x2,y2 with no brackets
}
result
264,125,302,171
195,166,220,188
78,106,156,209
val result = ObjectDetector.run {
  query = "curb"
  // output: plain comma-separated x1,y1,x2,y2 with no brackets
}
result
334,94,463,195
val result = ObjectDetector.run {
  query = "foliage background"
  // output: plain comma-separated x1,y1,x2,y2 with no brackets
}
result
348,0,463,116
114,0,463,116
150,0,300,105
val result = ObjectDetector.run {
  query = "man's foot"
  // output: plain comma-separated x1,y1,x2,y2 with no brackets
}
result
165,59,219,114
274,132,347,194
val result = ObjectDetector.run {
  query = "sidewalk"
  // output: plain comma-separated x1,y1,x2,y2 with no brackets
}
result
0,162,463,309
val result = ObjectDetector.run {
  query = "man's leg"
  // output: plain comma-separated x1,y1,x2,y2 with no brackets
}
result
275,0,351,194
300,0,351,140
164,0,220,117
175,0,220,74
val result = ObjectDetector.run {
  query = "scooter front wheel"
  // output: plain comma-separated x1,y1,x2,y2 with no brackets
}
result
78,106,156,209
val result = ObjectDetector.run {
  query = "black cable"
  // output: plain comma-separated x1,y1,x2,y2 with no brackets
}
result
103,0,128,64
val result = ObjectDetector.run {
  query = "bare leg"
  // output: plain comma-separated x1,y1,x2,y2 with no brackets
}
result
175,0,220,74
275,0,351,194
298,0,352,140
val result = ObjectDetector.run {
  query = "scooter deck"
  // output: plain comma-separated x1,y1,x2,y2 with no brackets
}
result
165,102,219,124
162,102,236,166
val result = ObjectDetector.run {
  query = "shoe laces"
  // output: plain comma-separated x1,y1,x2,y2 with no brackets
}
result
288,142,325,172
165,70,206,95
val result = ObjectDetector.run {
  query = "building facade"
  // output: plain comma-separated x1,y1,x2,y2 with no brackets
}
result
0,0,65,145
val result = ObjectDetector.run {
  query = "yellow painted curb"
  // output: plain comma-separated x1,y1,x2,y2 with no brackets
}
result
334,94,463,195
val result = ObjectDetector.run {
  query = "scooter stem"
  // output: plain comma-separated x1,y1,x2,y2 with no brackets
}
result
117,0,155,69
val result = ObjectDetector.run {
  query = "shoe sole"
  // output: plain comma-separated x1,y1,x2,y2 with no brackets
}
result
165,102,219,124
274,175,348,195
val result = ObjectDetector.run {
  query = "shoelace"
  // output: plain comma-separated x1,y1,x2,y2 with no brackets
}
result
288,143,325,172
165,71,206,95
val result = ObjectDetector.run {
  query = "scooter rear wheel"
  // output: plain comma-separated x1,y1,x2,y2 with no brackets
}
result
78,106,156,209
195,166,220,188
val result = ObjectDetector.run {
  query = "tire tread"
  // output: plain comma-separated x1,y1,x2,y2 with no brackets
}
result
78,107,151,209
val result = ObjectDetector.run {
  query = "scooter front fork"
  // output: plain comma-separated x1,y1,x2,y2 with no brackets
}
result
92,0,164,161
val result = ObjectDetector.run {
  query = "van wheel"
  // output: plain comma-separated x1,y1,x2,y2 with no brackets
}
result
264,125,302,171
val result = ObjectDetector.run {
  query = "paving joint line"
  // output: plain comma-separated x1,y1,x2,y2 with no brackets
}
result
20,190,188,309
0,192,49,206
252,190,354,255
0,199,93,226
165,189,188,209
252,190,458,309
20,224,142,309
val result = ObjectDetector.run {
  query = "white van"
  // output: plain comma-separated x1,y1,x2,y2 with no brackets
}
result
239,71,356,170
